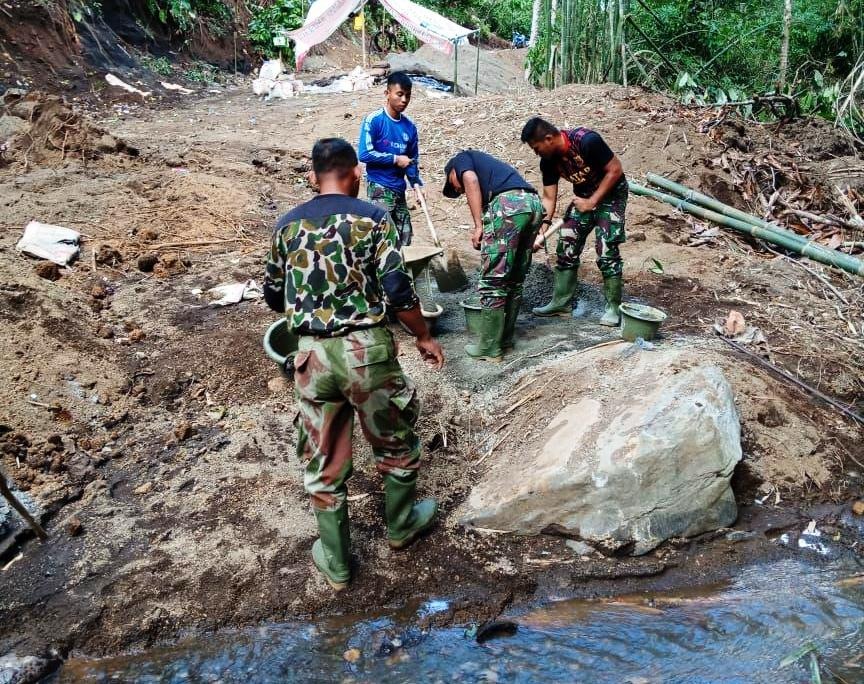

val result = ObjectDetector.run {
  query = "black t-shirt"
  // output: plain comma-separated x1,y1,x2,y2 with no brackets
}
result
449,150,536,210
540,130,616,197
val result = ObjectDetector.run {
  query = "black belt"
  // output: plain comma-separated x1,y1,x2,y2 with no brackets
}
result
295,322,383,339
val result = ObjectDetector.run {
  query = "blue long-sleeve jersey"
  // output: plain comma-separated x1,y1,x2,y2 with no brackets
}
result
357,108,422,193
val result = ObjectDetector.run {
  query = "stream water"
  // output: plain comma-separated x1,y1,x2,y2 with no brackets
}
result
55,556,864,683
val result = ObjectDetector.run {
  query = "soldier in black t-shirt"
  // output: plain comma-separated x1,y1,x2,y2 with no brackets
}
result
520,117,628,325
442,150,544,361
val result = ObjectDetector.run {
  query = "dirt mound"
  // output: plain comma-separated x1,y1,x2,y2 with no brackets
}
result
1,91,136,164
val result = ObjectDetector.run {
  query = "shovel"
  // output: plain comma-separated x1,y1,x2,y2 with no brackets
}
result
414,185,469,292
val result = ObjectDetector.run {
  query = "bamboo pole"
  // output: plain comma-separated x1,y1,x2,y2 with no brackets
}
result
453,40,458,94
474,34,480,95
629,181,864,277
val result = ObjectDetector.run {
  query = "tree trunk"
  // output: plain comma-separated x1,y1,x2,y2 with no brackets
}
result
778,0,792,90
529,0,541,47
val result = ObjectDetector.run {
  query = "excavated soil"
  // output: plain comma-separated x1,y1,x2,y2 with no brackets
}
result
1,78,863,671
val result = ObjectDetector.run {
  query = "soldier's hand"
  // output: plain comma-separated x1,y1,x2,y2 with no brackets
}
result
471,227,483,250
394,155,412,169
415,335,444,369
570,197,595,213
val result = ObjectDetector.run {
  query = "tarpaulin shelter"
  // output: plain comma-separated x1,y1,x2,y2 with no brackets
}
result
287,0,481,93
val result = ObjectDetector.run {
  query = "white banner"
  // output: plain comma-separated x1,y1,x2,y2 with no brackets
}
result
287,0,473,68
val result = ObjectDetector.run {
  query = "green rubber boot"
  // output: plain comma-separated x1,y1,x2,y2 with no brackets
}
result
532,269,579,317
464,307,505,362
599,276,623,326
385,474,438,550
501,295,522,351
311,505,351,591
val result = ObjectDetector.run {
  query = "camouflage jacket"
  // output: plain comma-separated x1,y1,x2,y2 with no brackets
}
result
264,194,418,336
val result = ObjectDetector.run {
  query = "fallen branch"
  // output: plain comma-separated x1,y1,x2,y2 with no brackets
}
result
150,239,245,250
716,333,864,425
780,207,862,231
763,245,850,305
0,471,49,541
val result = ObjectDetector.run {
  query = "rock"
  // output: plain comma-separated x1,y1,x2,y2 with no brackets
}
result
139,228,160,242
128,328,146,342
0,654,55,684
629,230,647,242
133,481,153,495
852,500,864,516
137,253,159,272
66,516,83,537
65,452,95,482
90,283,108,299
34,262,61,281
565,539,595,556
96,325,114,339
725,530,758,542
96,134,120,152
0,114,27,140
173,422,195,441
458,344,742,555
95,244,123,266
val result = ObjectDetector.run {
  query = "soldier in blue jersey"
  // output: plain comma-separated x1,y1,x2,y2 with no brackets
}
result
358,71,423,246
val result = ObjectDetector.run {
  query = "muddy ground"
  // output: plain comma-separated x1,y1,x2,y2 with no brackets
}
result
1,73,863,672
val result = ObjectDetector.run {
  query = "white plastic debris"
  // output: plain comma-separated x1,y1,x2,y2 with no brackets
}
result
304,66,376,94
16,221,81,265
798,520,830,556
203,280,263,306
105,73,151,97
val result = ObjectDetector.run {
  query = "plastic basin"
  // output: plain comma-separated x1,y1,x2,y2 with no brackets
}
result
263,319,299,369
460,296,482,334
619,302,668,342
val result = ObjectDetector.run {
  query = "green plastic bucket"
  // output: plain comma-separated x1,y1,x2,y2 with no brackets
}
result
619,303,667,342
460,296,482,334
263,319,299,370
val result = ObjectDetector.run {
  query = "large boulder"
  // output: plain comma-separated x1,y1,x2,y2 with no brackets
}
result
459,343,742,554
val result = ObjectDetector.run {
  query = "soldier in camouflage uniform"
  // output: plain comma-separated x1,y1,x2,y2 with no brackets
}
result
264,138,444,592
521,117,628,325
442,150,544,361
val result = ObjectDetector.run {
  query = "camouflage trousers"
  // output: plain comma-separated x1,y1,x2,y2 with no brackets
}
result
555,179,628,278
479,190,545,309
293,326,421,511
367,181,414,246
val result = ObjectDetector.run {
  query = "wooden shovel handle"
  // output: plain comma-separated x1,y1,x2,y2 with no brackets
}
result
533,218,564,250
414,185,441,247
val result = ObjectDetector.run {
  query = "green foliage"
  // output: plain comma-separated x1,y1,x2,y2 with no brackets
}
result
141,54,174,76
184,62,218,82
146,0,233,36
248,0,304,60
528,0,863,133
69,0,102,21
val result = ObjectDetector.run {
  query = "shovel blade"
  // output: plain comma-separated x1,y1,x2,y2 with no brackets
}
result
430,250,469,292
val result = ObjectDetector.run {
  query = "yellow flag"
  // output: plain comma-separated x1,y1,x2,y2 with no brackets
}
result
353,11,365,31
